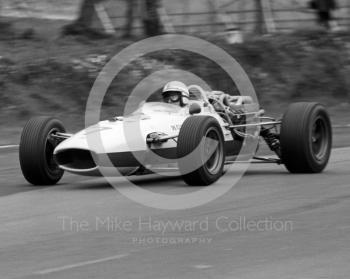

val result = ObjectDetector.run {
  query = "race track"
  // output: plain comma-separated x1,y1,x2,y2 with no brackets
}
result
0,145,350,279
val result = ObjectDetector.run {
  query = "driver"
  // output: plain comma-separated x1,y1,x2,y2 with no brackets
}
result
162,81,189,107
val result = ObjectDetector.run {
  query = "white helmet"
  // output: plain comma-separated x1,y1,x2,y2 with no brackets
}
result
162,81,189,106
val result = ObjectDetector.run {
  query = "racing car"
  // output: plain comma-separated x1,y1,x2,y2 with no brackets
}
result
19,85,332,186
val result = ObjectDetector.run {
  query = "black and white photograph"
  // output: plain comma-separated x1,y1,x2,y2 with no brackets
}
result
0,0,349,278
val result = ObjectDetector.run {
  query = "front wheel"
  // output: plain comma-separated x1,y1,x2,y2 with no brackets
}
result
19,117,65,185
280,102,332,173
177,116,225,186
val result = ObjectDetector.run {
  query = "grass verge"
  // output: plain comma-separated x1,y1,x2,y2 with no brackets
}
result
0,18,349,144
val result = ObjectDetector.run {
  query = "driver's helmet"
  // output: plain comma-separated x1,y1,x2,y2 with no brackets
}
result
162,81,189,107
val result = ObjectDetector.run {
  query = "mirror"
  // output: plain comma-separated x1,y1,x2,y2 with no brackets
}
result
189,103,202,115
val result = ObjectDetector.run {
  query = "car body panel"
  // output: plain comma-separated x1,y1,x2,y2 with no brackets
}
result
53,102,246,176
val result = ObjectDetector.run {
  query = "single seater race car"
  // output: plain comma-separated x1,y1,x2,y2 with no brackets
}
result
19,85,332,186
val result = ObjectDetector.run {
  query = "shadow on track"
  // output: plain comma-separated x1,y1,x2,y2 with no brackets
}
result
65,174,185,191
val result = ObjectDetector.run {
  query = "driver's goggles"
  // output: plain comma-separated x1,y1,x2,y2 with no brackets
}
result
163,91,181,102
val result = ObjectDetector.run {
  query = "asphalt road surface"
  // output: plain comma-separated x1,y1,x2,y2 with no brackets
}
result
0,144,350,278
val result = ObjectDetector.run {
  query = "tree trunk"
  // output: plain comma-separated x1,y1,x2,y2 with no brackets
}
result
254,0,265,34
206,0,217,33
62,0,107,37
123,0,135,38
76,0,96,27
239,0,246,32
142,0,162,36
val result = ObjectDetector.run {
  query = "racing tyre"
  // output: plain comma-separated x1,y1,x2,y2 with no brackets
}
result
19,117,65,185
177,116,225,186
280,102,332,173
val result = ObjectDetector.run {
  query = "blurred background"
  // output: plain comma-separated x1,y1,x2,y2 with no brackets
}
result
0,0,349,144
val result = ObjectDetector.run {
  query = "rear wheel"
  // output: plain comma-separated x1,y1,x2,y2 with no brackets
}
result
280,102,332,173
19,117,65,185
177,116,225,186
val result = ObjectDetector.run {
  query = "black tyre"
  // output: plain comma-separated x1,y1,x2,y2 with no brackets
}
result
280,102,332,173
19,117,65,185
177,116,225,186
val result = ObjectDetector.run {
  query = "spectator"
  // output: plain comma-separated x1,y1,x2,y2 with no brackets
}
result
310,0,338,30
